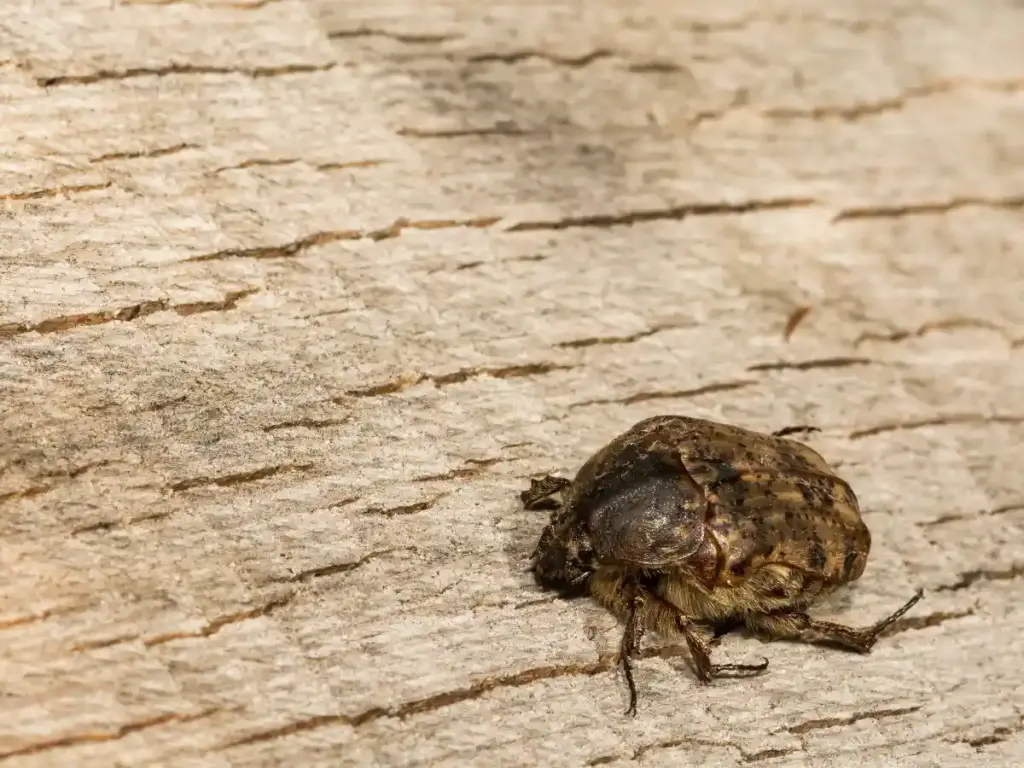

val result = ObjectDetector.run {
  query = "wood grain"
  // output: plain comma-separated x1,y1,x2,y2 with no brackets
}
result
2,1,1023,766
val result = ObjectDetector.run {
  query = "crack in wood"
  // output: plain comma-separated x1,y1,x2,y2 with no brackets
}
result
961,715,1024,749
39,458,116,480
921,502,1024,527
210,157,303,173
186,217,497,262
135,394,189,413
220,649,662,749
366,216,500,242
465,49,614,68
362,495,446,518
434,253,548,274
412,457,503,483
343,362,574,398
143,595,293,646
570,379,755,409
687,89,752,129
317,159,387,172
0,707,225,762
555,321,693,349
327,496,360,510
0,288,259,341
921,511,972,527
991,502,1024,517
90,143,198,163
0,603,88,631
849,413,1024,439
766,78,1024,123
70,633,141,652
0,484,51,506
169,462,314,492
681,12,897,34
834,195,1024,222
635,737,741,762
744,747,799,762
936,564,1024,592
0,181,112,201
506,197,817,232
188,230,360,262
71,520,117,536
328,28,457,44
854,316,1009,347
174,288,261,316
210,157,385,175
37,62,335,88
500,441,533,450
270,547,415,584
121,0,283,7
130,511,172,525
398,125,531,139
262,417,350,433
588,733,752,765
747,356,872,372
786,705,921,735
628,60,685,74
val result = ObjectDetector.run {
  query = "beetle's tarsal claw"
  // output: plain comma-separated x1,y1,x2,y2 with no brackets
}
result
866,589,925,638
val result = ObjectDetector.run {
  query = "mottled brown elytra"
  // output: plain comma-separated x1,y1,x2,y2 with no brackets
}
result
524,415,921,715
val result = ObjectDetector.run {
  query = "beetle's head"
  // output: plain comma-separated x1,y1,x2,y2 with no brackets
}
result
530,515,596,599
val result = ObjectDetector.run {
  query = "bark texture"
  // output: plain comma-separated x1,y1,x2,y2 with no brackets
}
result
2,1,1023,766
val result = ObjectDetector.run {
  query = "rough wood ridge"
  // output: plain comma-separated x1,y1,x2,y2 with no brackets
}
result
1,1,1023,766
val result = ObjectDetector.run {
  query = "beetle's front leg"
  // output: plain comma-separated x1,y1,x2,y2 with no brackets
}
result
620,593,647,717
520,474,571,510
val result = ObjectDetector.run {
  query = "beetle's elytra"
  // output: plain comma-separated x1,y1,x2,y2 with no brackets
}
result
524,415,922,715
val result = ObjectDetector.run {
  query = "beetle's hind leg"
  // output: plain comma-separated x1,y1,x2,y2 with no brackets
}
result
520,475,571,510
746,590,924,653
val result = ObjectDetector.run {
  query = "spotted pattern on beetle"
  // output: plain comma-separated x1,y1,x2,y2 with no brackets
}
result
523,414,922,715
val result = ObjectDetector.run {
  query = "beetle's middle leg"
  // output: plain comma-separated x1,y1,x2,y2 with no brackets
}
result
520,475,571,510
745,590,924,653
671,610,770,685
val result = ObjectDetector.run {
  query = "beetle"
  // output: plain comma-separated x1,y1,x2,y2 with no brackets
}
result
523,415,922,715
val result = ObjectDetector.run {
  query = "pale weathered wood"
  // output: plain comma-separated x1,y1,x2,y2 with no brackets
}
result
2,1,1024,766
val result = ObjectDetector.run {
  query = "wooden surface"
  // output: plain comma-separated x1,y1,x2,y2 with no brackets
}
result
2,1,1024,766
